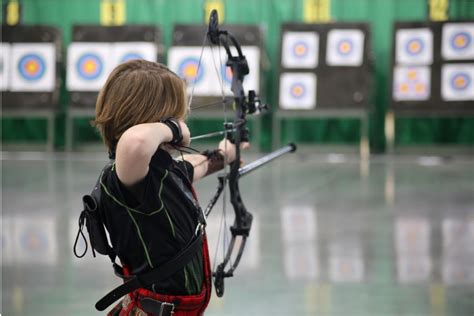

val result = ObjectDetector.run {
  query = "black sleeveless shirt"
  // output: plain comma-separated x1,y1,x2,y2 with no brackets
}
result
98,149,204,295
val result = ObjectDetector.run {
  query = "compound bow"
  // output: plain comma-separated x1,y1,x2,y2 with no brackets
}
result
191,9,296,297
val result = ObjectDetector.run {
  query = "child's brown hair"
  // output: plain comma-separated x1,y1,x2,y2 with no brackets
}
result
93,59,187,152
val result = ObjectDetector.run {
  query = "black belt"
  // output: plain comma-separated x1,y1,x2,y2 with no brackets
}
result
140,297,175,316
95,234,203,311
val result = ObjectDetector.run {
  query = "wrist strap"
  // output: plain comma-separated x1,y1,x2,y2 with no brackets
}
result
161,118,183,145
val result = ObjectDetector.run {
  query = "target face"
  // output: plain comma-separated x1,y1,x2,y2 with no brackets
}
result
441,63,474,101
113,42,158,65
10,43,56,92
279,73,316,109
178,57,204,83
282,31,319,68
281,205,317,243
396,28,433,65
397,256,432,283
395,218,430,255
329,242,364,282
168,46,215,96
0,43,11,91
326,29,364,66
393,66,431,101
77,53,103,80
441,218,474,284
284,244,318,280
406,38,424,56
67,43,112,91
442,23,474,60
13,217,57,265
18,53,46,81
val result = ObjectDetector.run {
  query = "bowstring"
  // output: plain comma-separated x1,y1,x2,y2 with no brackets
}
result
209,34,231,272
187,33,209,114
178,31,208,190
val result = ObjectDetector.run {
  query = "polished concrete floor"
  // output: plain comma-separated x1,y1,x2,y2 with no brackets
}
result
2,150,474,315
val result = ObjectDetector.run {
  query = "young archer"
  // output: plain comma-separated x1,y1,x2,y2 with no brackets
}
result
85,59,247,315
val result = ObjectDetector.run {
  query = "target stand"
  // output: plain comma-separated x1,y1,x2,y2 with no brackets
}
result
273,23,373,157
1,25,61,151
65,25,162,151
387,21,474,154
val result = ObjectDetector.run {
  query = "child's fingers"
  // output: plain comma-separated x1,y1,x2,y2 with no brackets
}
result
241,142,250,150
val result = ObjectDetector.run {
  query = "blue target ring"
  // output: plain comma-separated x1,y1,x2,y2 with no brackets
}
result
450,32,471,51
20,229,48,253
221,64,233,85
18,54,45,81
178,57,203,83
450,72,471,91
76,53,103,80
292,41,309,58
336,39,354,56
290,82,306,99
406,38,424,56
120,52,144,63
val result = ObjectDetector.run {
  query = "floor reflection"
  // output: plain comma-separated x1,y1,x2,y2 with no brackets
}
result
2,152,474,315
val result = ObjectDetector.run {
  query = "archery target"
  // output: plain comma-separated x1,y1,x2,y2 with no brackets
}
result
396,28,433,65
395,218,430,256
67,42,112,91
13,216,57,265
284,244,318,280
326,29,365,67
282,31,319,68
397,256,432,283
168,46,213,96
442,218,474,285
393,66,431,101
329,242,364,282
442,218,474,257
279,73,317,109
0,43,11,91
216,46,260,96
442,23,474,60
113,42,158,65
281,205,317,243
441,63,474,101
10,43,56,92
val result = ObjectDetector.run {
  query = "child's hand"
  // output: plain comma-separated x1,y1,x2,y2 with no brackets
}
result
218,139,250,164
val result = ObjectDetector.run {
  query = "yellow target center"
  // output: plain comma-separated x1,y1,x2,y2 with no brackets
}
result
26,60,38,73
410,42,420,53
400,83,409,93
84,61,97,73
415,83,425,93
184,66,198,78
340,42,350,53
455,36,466,47
407,70,418,81
28,236,40,248
455,77,466,87
295,45,306,55
292,86,303,96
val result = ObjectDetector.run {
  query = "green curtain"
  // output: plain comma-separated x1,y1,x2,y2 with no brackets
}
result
2,0,473,150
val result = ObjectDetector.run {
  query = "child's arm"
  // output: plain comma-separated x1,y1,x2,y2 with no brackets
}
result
183,139,249,182
115,121,190,189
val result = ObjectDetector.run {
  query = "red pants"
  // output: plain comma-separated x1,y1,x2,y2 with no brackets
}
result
108,235,212,316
